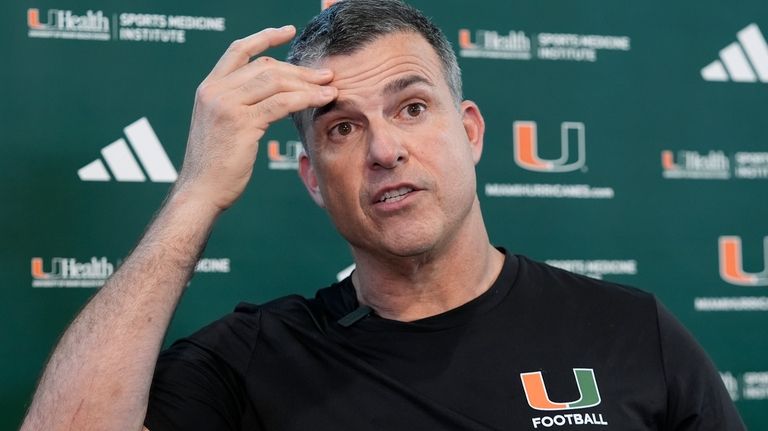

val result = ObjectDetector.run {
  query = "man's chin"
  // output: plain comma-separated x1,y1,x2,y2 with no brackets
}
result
343,219,449,260
371,234,443,260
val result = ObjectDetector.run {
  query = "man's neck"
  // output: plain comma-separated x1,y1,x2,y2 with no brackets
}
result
349,209,505,322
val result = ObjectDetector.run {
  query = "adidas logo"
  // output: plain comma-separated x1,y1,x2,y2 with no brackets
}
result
701,23,768,83
78,117,177,182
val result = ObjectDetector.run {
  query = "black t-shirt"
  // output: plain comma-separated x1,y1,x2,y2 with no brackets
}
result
145,253,745,430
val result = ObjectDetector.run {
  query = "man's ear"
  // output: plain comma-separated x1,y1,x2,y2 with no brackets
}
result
298,151,326,208
460,100,485,165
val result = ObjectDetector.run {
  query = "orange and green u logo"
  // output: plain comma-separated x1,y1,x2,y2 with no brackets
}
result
520,368,601,411
719,236,768,286
513,121,586,173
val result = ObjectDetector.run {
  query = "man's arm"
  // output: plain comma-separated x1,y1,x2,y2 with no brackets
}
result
20,26,336,431
22,190,218,431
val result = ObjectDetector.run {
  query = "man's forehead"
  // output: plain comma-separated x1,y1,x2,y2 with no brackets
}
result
315,30,440,73
320,30,434,62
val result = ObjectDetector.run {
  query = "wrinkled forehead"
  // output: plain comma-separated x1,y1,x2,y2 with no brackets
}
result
320,33,441,82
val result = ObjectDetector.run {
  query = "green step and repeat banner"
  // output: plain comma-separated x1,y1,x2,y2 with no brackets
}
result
2,0,767,428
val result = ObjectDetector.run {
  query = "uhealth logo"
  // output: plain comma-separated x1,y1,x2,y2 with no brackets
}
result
661,150,730,179
514,121,586,173
31,256,231,288
28,8,110,40
31,257,114,288
459,28,532,60
28,7,225,44
719,236,768,286
459,28,630,63
701,23,768,83
78,118,177,183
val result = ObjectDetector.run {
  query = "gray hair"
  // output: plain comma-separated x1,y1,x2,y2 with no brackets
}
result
286,0,463,152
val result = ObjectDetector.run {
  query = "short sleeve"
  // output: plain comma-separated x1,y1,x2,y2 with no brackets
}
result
144,303,262,431
656,300,746,430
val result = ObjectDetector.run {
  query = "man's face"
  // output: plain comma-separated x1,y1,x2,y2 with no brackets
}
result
298,31,485,259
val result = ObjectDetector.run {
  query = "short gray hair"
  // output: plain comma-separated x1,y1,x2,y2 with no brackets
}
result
286,0,463,152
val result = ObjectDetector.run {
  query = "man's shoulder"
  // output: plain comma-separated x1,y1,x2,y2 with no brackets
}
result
241,293,314,315
221,281,351,332
514,254,657,311
163,287,343,363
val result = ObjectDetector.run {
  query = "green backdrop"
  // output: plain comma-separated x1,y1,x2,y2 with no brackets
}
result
2,0,767,428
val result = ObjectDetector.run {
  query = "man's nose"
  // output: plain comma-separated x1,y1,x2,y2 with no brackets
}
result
366,121,408,170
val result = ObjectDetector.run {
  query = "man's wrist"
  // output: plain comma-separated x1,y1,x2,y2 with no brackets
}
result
166,183,227,221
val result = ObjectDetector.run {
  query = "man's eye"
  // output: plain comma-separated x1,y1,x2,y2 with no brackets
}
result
403,103,426,118
332,122,353,136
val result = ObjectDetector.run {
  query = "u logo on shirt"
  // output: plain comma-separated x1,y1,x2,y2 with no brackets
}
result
520,368,601,411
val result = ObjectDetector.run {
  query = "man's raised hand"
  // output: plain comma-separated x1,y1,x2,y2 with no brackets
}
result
176,25,336,212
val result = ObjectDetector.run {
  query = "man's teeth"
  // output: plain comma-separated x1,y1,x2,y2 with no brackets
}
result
380,187,414,202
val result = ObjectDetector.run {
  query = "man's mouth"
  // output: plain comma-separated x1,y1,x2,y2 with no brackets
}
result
377,186,414,204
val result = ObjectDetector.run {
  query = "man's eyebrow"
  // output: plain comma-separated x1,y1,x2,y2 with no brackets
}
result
311,99,356,123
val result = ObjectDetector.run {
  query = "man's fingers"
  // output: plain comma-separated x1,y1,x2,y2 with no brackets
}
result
224,65,334,105
207,26,297,81
248,87,338,128
222,58,334,95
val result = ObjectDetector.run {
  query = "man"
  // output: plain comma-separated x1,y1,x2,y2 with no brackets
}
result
21,1,744,430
